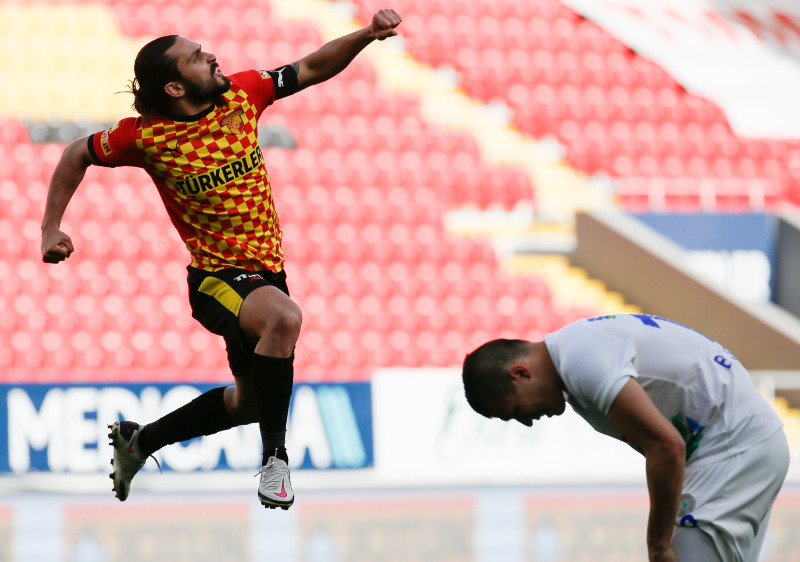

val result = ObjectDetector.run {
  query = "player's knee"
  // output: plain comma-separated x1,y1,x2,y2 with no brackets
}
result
223,385,257,424
230,395,258,424
264,305,302,341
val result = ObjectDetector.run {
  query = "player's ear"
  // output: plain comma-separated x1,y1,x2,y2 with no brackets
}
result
164,81,185,99
509,364,532,381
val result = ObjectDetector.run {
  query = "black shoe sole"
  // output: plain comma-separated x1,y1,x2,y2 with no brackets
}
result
258,494,293,510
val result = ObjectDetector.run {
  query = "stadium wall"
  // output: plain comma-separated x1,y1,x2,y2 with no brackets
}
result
0,376,644,486
775,213,800,319
570,211,800,370
4,374,796,486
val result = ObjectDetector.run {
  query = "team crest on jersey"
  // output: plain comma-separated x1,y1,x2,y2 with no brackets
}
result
221,109,245,136
677,494,699,528
677,494,695,518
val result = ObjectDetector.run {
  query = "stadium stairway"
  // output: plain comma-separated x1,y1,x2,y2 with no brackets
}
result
0,3,143,124
501,254,640,317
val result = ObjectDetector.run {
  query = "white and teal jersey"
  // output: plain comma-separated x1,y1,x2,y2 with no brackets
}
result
544,314,783,466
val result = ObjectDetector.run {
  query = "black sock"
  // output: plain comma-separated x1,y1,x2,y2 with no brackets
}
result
251,353,294,465
137,387,236,457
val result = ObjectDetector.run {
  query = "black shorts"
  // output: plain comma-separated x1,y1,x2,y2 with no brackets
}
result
187,265,290,377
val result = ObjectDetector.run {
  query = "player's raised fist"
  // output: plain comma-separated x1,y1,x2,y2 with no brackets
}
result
370,9,402,41
42,230,74,263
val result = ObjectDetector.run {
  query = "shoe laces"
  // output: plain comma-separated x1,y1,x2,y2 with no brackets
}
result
256,461,288,491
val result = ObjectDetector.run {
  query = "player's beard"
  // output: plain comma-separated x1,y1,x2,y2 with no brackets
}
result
183,74,232,107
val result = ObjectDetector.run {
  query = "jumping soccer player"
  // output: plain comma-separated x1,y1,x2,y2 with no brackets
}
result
462,314,788,562
41,8,402,509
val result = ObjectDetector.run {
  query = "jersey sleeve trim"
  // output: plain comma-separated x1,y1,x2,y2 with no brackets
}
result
86,134,105,166
602,374,634,415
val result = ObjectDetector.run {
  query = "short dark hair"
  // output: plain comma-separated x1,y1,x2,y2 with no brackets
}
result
462,339,529,416
128,35,181,118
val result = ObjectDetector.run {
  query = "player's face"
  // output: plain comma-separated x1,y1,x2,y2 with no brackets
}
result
169,37,231,103
491,371,566,427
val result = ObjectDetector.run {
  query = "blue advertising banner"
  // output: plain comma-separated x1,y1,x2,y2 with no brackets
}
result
633,213,778,302
0,382,373,474
633,213,777,255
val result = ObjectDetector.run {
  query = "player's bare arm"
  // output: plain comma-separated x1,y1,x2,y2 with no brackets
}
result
607,378,685,562
295,8,401,91
41,135,95,264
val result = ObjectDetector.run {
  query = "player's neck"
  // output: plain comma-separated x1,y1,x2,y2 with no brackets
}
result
168,99,216,121
531,341,563,391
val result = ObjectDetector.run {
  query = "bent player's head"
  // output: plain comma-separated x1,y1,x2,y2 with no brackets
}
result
462,339,529,417
130,35,231,117
463,339,566,426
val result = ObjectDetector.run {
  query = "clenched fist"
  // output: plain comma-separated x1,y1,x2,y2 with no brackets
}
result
370,9,402,41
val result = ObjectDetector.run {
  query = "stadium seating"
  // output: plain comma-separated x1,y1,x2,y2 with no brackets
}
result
2,0,564,383
6,0,798,385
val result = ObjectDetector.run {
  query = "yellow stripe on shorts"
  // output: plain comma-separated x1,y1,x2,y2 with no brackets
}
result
198,277,244,317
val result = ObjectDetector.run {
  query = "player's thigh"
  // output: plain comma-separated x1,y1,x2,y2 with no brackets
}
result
672,527,723,562
187,265,292,345
743,507,773,562
238,284,302,341
679,431,789,561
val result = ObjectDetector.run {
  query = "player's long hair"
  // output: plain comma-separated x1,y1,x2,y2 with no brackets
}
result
462,339,527,416
128,35,182,118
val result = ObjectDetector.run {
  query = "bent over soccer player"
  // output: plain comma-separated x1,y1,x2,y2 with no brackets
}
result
41,9,402,509
462,314,789,562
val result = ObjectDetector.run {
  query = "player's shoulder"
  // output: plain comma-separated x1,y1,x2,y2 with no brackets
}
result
94,116,137,147
101,115,140,131
100,116,145,141
578,314,655,334
228,70,270,91
549,315,642,349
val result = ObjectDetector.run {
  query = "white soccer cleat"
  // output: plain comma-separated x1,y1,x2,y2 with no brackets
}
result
257,456,294,510
108,421,148,501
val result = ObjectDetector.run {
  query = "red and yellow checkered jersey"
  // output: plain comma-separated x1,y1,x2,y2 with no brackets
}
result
89,70,283,273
